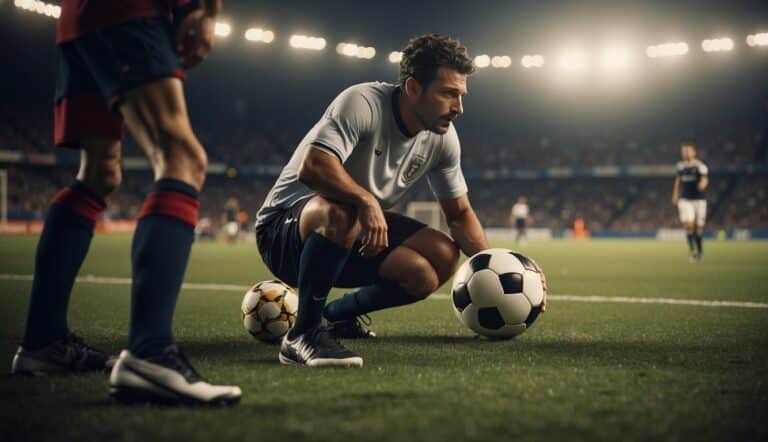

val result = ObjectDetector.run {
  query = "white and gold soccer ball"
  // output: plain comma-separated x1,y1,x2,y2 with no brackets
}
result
451,248,546,339
241,280,298,343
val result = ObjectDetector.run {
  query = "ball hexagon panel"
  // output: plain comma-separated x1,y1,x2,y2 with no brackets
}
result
468,253,492,272
467,269,504,308
452,283,471,312
499,272,524,294
257,302,282,322
460,303,481,331
525,305,543,328
480,323,527,338
477,307,506,330
282,291,298,314
496,293,532,325
266,320,290,336
243,315,262,334
510,252,539,272
486,248,526,275
522,271,544,306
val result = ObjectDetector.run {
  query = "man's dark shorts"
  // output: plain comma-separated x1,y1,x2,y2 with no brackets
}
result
256,198,427,288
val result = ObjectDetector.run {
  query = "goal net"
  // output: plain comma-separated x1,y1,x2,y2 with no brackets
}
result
405,201,447,233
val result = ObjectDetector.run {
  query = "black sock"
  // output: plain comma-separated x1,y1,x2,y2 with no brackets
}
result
686,233,695,253
289,233,351,339
129,179,199,358
695,234,703,255
23,181,105,350
324,280,420,321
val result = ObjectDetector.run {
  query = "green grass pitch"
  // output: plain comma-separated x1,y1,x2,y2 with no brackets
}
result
0,234,766,442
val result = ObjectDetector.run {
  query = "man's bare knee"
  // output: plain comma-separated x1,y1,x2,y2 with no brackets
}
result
402,255,439,298
157,124,208,188
321,203,360,244
78,141,122,197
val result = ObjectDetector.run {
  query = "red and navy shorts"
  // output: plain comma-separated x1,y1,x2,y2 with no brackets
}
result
54,17,185,148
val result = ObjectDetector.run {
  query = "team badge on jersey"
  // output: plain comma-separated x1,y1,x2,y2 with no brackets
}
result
401,155,426,185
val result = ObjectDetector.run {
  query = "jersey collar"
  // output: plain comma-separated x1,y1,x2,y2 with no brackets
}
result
392,87,416,139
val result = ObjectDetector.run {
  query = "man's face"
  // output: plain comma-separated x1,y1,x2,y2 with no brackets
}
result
412,67,467,134
681,145,695,161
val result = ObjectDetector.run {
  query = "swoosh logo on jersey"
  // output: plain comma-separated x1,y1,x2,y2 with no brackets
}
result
284,217,297,225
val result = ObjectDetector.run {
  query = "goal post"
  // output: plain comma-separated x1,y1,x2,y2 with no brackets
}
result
405,201,447,233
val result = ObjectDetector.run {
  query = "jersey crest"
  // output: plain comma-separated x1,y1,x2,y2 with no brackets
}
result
401,155,426,185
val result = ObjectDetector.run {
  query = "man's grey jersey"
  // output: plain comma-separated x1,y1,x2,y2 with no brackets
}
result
676,159,708,200
256,82,468,227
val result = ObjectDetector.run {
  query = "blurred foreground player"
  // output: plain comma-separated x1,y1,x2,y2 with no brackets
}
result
11,0,241,405
255,34,547,368
672,144,709,262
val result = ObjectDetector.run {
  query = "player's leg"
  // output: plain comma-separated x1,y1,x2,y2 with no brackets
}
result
324,219,460,338
694,200,707,259
69,17,240,403
107,77,239,404
275,195,363,367
13,139,121,375
678,200,696,259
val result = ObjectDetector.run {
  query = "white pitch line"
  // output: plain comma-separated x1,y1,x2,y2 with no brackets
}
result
1,273,767,309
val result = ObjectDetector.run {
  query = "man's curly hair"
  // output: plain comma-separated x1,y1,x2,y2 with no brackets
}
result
399,33,475,89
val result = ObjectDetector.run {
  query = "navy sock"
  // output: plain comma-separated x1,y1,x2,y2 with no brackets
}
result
695,234,703,255
23,181,105,350
686,233,695,253
289,233,351,339
324,280,420,322
128,179,199,358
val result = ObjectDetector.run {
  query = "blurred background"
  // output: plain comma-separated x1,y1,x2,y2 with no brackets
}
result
1,0,766,238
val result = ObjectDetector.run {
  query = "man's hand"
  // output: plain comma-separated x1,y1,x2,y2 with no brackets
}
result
356,195,388,258
175,9,215,68
530,257,548,312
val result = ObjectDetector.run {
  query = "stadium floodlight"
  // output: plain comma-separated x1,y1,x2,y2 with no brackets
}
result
214,22,232,38
388,51,403,63
491,56,512,68
646,42,689,58
244,28,275,43
289,34,327,51
521,54,544,68
702,38,734,52
14,0,61,18
336,42,376,59
557,51,587,73
746,33,768,47
599,45,631,72
474,54,491,68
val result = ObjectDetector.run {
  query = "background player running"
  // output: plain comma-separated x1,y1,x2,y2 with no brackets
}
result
672,143,709,262
255,34,547,368
509,196,530,245
11,0,241,405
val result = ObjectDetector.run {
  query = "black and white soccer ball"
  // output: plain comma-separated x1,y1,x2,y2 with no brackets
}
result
451,248,546,339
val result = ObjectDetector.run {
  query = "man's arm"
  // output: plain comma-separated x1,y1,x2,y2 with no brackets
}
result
298,147,388,257
672,176,680,204
698,175,709,192
438,194,488,257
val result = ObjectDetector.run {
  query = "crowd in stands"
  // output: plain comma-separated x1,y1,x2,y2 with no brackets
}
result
1,108,766,232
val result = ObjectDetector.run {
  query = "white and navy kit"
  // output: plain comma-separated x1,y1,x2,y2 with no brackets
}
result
256,82,468,287
511,203,529,229
676,159,708,227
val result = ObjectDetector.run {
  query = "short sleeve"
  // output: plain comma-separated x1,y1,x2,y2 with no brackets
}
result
427,125,469,200
308,88,375,163
698,162,709,175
